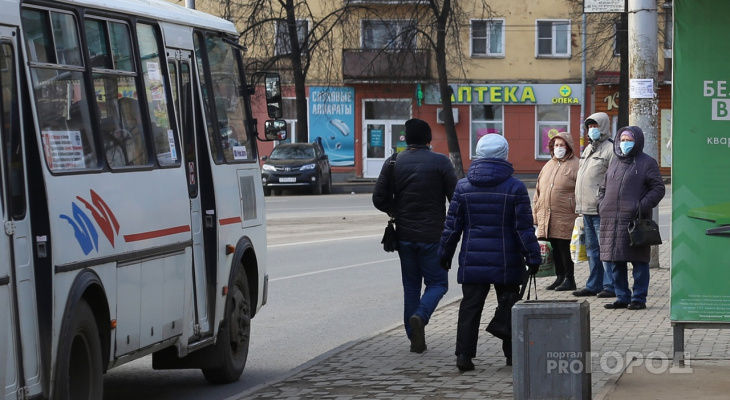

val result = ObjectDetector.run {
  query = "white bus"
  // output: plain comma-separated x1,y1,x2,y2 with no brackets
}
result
0,0,285,398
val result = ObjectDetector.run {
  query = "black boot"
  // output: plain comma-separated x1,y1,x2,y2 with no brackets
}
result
546,275,564,290
555,276,576,291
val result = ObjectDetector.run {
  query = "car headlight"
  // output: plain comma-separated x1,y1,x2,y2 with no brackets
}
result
262,164,276,171
300,163,316,170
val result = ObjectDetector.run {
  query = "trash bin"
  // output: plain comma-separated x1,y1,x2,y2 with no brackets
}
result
512,300,591,400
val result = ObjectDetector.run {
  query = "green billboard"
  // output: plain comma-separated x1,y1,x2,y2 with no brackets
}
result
671,0,730,321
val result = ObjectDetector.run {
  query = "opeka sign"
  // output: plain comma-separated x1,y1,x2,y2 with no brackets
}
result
423,84,581,105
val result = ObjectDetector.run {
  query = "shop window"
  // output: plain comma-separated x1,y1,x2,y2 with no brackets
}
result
275,19,308,56
362,20,416,50
471,19,504,57
536,20,571,58
470,105,503,158
536,104,569,159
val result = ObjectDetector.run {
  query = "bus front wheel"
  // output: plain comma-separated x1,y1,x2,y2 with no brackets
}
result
53,299,103,400
202,267,251,384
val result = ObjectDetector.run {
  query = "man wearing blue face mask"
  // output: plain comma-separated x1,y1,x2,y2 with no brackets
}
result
597,126,665,310
573,113,615,299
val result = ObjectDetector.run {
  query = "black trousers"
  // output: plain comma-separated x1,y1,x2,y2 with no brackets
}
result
455,283,520,359
549,238,574,279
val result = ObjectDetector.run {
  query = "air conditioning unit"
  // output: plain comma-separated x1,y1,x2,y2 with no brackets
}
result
436,108,459,124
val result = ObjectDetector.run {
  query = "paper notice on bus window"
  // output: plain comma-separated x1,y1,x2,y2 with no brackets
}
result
147,62,161,81
232,146,248,160
167,130,178,161
42,130,86,169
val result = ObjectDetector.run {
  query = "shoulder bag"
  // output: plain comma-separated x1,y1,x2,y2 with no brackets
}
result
628,208,662,247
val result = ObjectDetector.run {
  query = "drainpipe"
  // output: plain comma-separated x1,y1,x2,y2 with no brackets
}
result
580,13,587,154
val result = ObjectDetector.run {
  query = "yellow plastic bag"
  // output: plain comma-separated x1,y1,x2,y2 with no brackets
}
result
570,217,588,263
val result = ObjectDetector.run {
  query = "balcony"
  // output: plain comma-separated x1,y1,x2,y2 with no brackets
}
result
342,49,431,83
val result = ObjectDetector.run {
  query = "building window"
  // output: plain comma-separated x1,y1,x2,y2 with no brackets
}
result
362,20,416,50
471,105,503,158
471,19,504,57
536,104,569,159
536,20,571,58
275,20,308,56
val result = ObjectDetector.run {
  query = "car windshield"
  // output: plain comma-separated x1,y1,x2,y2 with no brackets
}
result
270,146,315,160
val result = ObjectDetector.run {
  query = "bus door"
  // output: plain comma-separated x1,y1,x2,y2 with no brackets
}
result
169,49,211,338
0,34,41,398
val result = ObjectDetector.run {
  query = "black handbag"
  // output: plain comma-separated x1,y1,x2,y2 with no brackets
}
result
382,218,398,252
382,152,399,252
628,209,662,247
486,272,534,340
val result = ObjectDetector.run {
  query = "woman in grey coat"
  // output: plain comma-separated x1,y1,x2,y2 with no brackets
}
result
598,126,665,310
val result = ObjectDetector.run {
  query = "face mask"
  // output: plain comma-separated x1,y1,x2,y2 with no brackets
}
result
588,127,601,141
620,141,635,155
553,147,567,159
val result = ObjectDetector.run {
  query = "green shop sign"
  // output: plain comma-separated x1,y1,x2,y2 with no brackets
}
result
423,83,581,105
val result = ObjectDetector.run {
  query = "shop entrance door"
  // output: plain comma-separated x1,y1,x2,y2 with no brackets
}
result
363,121,407,178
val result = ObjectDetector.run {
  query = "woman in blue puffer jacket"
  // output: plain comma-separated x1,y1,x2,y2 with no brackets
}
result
438,134,542,371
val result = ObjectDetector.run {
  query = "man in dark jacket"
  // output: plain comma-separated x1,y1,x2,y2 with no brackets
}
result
438,134,542,371
372,118,458,354
598,126,665,310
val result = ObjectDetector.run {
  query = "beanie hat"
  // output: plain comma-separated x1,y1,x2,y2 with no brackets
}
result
475,133,509,160
405,118,432,145
584,118,597,128
620,130,635,140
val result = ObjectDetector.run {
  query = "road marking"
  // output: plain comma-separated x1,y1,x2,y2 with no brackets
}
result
270,258,399,282
268,234,381,248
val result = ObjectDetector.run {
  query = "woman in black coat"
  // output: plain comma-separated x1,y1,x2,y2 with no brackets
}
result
598,126,665,310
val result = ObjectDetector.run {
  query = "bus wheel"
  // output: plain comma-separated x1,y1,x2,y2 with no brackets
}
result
54,299,103,400
202,267,251,384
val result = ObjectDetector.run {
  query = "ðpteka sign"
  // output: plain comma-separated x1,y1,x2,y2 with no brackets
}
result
671,0,730,322
423,84,581,106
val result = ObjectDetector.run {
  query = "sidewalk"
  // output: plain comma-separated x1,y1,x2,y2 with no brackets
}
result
235,241,730,399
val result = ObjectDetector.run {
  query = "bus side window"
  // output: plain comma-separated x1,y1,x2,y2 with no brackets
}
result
22,8,99,171
86,18,149,169
136,23,179,167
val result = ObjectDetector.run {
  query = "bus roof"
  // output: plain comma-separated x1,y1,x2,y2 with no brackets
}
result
47,0,238,36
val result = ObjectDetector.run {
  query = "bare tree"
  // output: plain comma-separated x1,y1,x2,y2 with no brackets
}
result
360,1,496,179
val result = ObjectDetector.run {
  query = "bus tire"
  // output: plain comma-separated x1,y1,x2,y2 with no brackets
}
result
202,267,251,384
53,299,103,400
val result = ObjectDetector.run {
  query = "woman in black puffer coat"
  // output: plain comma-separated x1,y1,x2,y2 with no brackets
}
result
598,126,665,311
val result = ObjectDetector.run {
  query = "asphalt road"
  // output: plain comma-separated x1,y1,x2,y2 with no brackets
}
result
102,193,463,399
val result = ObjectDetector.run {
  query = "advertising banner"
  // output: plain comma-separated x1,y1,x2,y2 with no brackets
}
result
671,0,730,321
309,86,355,166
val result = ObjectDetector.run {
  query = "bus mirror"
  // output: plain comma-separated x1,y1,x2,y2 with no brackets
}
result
264,120,287,141
265,73,283,119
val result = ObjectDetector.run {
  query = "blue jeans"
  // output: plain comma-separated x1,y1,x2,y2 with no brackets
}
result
583,215,614,293
398,241,449,338
605,261,650,304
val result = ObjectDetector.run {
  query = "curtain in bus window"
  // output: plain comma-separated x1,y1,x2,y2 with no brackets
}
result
21,8,98,171
136,23,178,167
86,19,149,168
195,34,252,163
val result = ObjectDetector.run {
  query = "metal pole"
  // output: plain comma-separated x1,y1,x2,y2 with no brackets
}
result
185,0,195,9
580,13,586,153
628,0,660,268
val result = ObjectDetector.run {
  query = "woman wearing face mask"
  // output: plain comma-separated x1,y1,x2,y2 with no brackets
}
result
597,126,665,310
533,132,580,291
